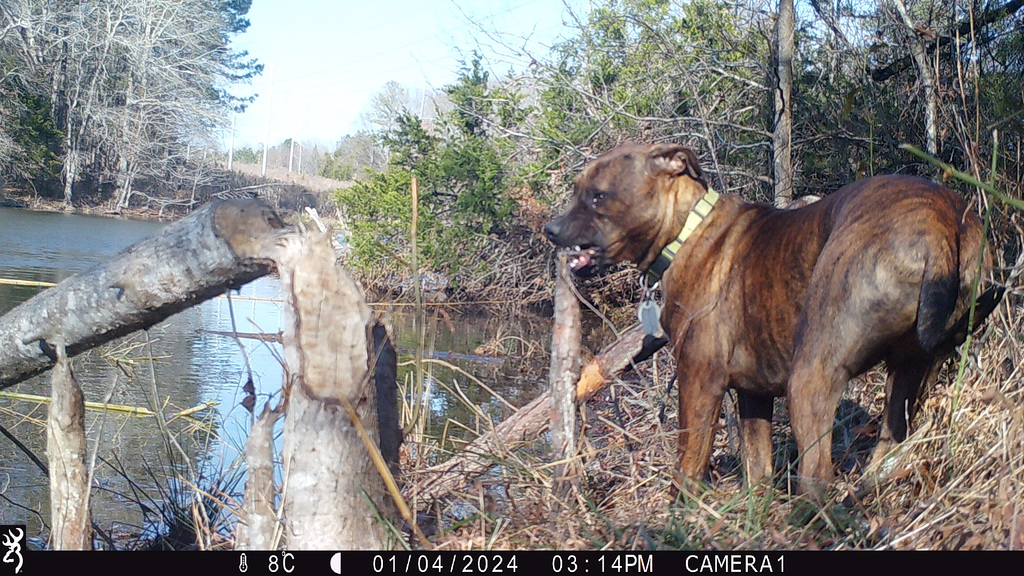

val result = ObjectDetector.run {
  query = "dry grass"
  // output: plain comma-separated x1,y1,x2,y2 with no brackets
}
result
400,295,1024,550
228,162,351,195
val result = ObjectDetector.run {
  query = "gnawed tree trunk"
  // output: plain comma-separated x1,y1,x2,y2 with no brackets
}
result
411,325,658,503
372,322,401,478
0,199,281,389
270,230,389,550
0,198,402,549
47,342,90,550
236,405,283,551
550,256,581,495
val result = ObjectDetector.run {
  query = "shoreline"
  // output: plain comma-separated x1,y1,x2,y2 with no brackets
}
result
2,191,189,223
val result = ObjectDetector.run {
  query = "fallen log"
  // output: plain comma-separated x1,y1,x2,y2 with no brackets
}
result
409,324,662,503
0,199,283,389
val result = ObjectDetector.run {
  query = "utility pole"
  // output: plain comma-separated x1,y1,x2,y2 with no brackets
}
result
227,112,236,171
262,64,274,178
288,120,296,173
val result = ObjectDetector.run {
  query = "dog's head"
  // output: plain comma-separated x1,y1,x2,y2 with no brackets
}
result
544,143,707,275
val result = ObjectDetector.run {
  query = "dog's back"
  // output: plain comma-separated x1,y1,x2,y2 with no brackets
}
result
787,174,1000,496
811,175,994,356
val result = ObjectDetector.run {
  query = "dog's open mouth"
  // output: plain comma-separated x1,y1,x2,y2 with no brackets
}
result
565,245,601,274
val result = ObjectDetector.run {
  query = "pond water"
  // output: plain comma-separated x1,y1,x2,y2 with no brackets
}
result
0,206,549,548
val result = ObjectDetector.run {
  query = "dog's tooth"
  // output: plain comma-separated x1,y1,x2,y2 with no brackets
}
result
572,245,581,252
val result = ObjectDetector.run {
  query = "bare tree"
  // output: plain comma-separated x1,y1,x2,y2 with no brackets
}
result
55,2,117,205
106,0,232,209
0,0,258,206
891,0,938,157
773,0,795,207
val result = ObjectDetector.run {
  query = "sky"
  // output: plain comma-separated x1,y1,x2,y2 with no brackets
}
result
226,0,586,150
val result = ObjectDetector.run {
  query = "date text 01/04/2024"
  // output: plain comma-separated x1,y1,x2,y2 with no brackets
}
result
361,552,787,574
368,553,653,574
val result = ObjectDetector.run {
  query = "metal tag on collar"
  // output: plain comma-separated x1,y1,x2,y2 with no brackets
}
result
638,277,663,337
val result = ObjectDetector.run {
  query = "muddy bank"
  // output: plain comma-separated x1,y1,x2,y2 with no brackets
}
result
1,191,180,222
1,164,344,224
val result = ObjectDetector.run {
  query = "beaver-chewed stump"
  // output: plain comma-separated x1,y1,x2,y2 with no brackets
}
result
262,228,396,550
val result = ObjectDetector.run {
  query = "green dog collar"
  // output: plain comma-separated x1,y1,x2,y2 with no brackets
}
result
645,187,720,283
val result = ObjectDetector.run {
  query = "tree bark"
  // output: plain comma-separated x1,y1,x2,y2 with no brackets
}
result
773,0,795,208
372,322,401,477
47,342,91,550
550,256,581,494
892,0,939,156
271,230,388,550
0,199,282,389
236,405,282,551
62,138,77,206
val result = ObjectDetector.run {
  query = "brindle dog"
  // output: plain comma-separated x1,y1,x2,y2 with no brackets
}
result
545,142,1002,500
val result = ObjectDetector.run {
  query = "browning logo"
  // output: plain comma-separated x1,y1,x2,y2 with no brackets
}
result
0,526,24,574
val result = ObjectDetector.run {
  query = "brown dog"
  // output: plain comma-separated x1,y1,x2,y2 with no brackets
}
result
545,142,1002,500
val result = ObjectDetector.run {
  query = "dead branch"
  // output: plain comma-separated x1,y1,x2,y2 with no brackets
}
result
408,324,656,504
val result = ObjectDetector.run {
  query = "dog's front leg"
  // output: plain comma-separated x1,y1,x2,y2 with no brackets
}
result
673,361,727,493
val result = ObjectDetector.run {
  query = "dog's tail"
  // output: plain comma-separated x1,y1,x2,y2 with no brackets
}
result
917,214,1002,355
916,243,961,352
928,285,1004,358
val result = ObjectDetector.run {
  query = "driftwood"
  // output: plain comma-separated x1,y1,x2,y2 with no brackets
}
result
410,324,658,503
0,199,282,389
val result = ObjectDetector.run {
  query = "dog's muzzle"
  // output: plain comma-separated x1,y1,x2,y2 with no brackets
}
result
543,219,565,244
544,219,602,274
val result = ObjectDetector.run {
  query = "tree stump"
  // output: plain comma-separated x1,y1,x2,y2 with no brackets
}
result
269,230,389,550
47,342,91,550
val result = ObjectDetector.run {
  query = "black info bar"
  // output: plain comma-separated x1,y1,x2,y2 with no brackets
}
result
10,549,1003,575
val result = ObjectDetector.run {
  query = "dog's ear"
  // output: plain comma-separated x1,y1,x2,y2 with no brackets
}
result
647,144,705,184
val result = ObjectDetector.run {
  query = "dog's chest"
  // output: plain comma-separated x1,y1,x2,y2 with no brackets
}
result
658,256,798,396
